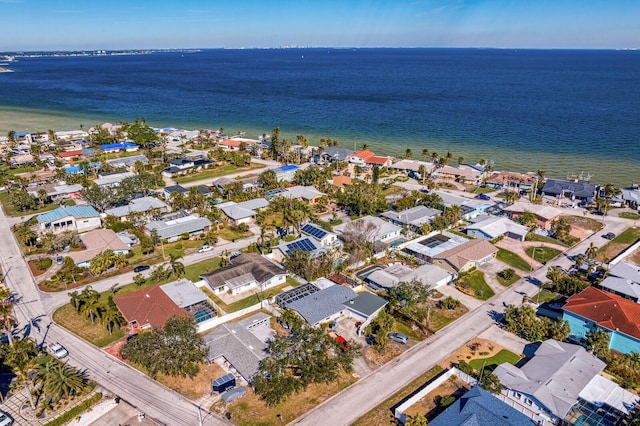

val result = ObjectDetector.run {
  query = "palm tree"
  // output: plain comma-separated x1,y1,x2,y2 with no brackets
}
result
168,253,185,277
79,286,100,324
404,148,413,159
421,148,429,161
37,358,86,402
0,303,17,346
5,338,39,408
101,302,124,335
585,242,598,262
68,290,81,312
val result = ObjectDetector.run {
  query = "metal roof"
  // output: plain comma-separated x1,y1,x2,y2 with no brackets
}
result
145,215,211,239
160,279,207,308
37,205,100,223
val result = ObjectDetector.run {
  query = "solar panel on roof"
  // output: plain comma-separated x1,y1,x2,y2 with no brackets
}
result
286,238,317,253
302,223,328,240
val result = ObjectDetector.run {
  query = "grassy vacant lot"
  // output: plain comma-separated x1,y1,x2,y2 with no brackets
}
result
619,212,640,220
184,257,222,282
0,192,73,217
562,215,604,232
469,349,520,372
215,371,357,426
174,162,266,184
596,227,640,262
53,299,125,348
381,185,404,196
456,271,495,301
393,318,425,341
470,186,496,195
218,226,253,241
352,365,443,426
428,303,468,332
497,248,533,271
533,289,559,304
525,246,561,263
526,233,569,247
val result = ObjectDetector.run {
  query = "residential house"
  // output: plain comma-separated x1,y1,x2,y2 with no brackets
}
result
160,279,216,323
272,223,339,263
430,386,536,426
315,147,355,163
334,215,402,244
99,142,139,153
273,164,299,182
366,155,393,168
104,196,170,221
494,339,638,425
54,130,89,141
541,179,597,202
94,171,135,187
203,313,272,382
10,144,30,155
597,262,640,302
68,228,130,267
432,238,498,273
621,187,640,209
390,159,436,174
466,215,529,241
145,213,211,242
36,205,101,234
162,158,194,177
402,232,468,263
435,190,492,220
343,292,388,333
332,175,352,188
347,150,375,166
218,138,257,151
9,154,34,166
563,286,640,355
163,184,189,200
217,198,269,225
365,263,454,291
105,154,149,171
280,185,325,204
486,171,538,191
503,202,563,231
380,205,441,232
432,165,483,185
14,132,33,144
200,253,287,296
114,285,189,333
58,149,84,161
286,284,357,327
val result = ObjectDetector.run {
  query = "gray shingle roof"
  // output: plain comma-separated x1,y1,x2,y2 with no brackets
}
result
160,279,207,308
430,386,536,426
104,196,169,218
343,292,387,317
381,205,441,227
200,254,285,290
494,339,605,419
287,285,356,325
542,179,597,198
145,215,211,239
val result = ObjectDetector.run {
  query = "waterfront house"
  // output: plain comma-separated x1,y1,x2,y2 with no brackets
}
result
503,202,563,231
99,142,139,153
145,212,211,242
366,155,393,168
466,215,529,241
200,253,286,296
314,146,355,163
104,196,170,221
541,179,597,202
562,286,640,355
347,150,375,166
390,159,436,174
36,205,101,234
486,171,538,191
54,130,89,141
494,339,637,425
432,165,483,185
218,137,257,151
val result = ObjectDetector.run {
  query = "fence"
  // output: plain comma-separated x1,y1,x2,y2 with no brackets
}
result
394,367,477,424
196,301,263,333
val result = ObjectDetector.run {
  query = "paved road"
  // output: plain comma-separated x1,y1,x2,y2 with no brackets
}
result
0,206,229,426
293,211,630,426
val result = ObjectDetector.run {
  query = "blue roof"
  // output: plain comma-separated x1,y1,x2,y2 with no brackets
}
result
99,142,139,151
82,148,96,154
430,386,536,426
65,166,80,174
37,205,100,223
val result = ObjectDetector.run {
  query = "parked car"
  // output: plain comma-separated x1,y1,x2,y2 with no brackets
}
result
476,193,491,201
56,256,64,265
603,232,616,240
133,265,150,273
48,342,68,359
388,332,408,344
0,410,13,426
230,251,242,260
198,245,213,253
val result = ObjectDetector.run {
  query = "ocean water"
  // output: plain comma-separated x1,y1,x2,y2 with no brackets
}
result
0,48,639,185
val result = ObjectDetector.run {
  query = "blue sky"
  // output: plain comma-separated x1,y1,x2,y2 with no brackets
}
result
1,0,638,50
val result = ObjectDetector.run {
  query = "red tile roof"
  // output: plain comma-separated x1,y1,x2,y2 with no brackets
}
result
114,285,187,330
59,150,83,158
563,286,640,340
366,156,391,165
351,150,375,160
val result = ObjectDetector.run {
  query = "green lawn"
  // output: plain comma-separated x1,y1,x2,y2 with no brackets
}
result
525,246,562,263
393,318,425,341
381,185,404,196
469,349,520,372
0,192,68,217
456,271,495,301
497,248,533,271
448,230,474,239
174,162,266,184
611,227,640,244
184,257,222,282
208,277,302,313
6,165,40,176
619,212,640,220
53,297,125,348
218,226,253,241
526,233,569,247
533,289,559,304
470,186,496,194
496,272,521,287
428,304,469,332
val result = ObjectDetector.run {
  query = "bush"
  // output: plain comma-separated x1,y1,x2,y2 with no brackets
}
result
440,395,456,407
180,232,190,240
499,268,516,280
174,242,183,250
44,392,102,426
36,258,53,271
